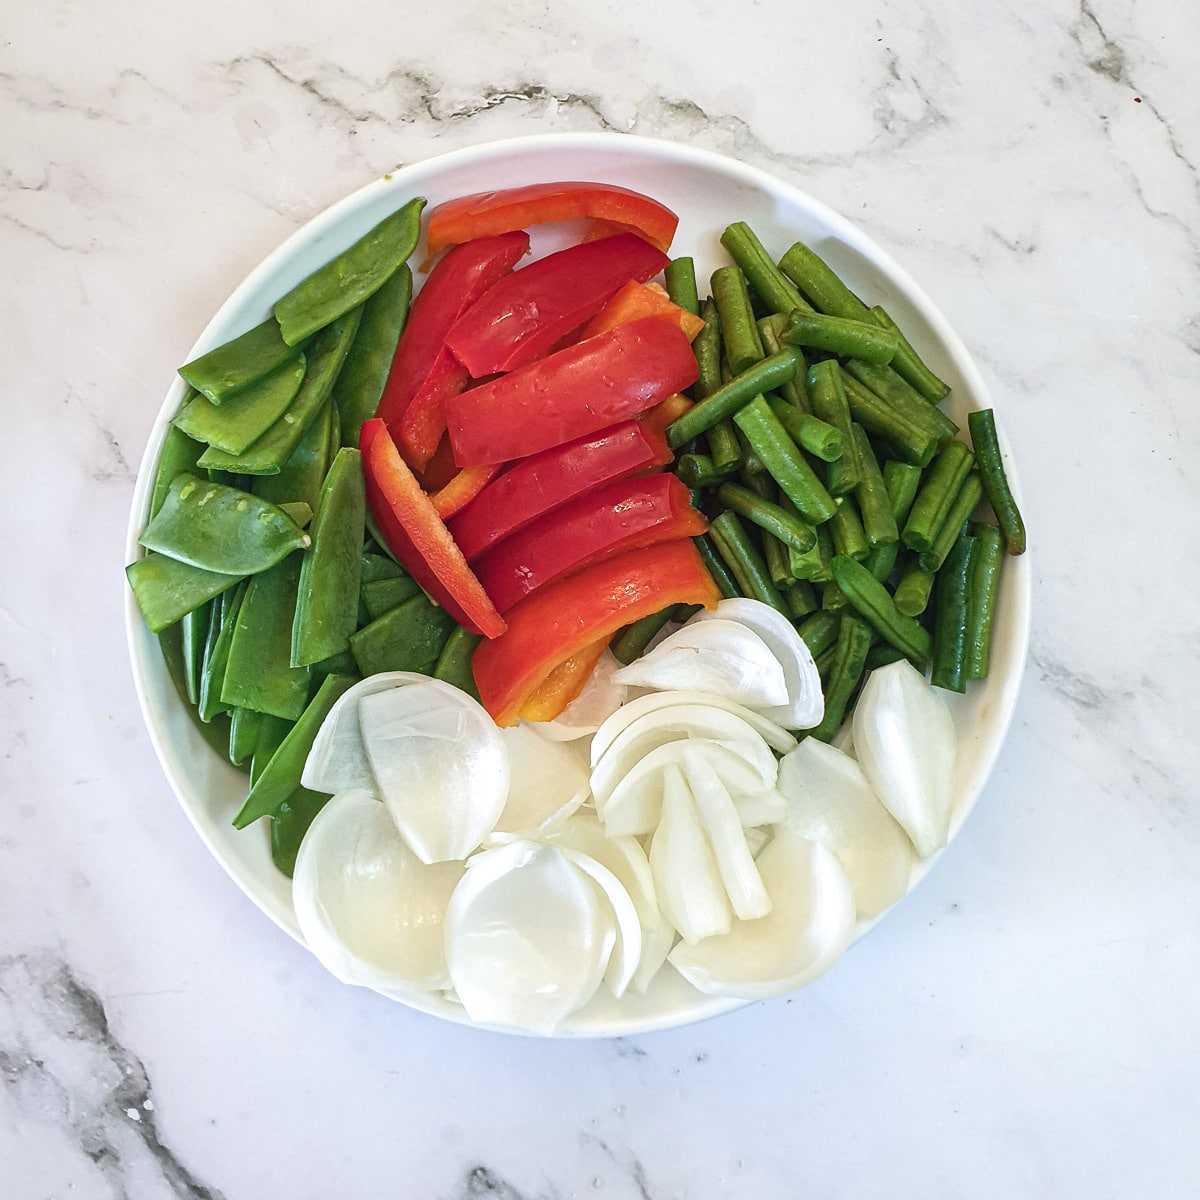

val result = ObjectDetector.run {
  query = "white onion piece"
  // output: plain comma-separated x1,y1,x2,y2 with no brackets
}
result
444,841,612,1034
851,659,957,858
358,680,508,864
301,671,430,794
546,811,657,922
690,598,824,729
681,751,772,921
631,918,676,995
492,723,589,836
590,689,796,764
601,739,777,838
558,847,643,999
732,788,788,829
667,831,855,999
778,737,914,918
611,618,789,708
292,788,463,992
534,650,629,741
649,764,732,945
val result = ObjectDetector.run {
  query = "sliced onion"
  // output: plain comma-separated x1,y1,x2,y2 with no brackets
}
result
292,788,463,992
444,841,612,1034
358,680,508,864
777,737,914,918
732,787,788,829
631,918,676,995
611,618,789,708
851,659,957,858
534,650,629,741
649,764,732,945
558,847,643,999
690,598,824,729
492,723,589,837
301,671,430,794
667,830,855,999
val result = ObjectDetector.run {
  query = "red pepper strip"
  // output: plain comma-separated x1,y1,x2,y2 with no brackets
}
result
518,637,611,724
375,231,529,428
472,539,723,726
473,473,708,613
579,280,706,343
448,419,671,561
446,316,698,467
396,346,471,472
429,462,502,520
425,181,679,257
445,233,670,378
359,418,506,638
639,392,695,441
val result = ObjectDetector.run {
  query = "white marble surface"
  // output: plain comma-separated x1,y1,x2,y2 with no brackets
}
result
3,0,1198,1195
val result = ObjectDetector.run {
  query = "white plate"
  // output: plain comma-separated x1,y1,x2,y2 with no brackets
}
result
125,132,1031,1037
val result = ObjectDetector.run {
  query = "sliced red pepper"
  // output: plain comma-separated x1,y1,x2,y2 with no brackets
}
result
375,230,529,429
425,181,679,257
472,539,723,726
429,462,502,520
445,316,698,467
518,638,611,724
395,346,471,472
579,280,706,343
473,473,708,613
444,233,669,378
447,419,671,561
639,392,695,441
359,418,506,638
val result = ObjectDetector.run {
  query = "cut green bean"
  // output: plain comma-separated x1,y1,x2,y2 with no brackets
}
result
778,242,870,320
902,440,976,553
867,305,949,402
693,534,741,599
664,257,700,316
710,265,764,375
841,371,940,467
758,315,811,411
717,481,817,553
783,310,899,365
786,580,818,619
766,397,843,462
968,408,1027,555
851,423,899,548
882,460,923,528
708,510,789,616
931,528,977,692
806,361,860,496
828,495,870,561
611,606,680,666
796,609,841,659
830,554,932,667
720,222,812,316
676,452,728,490
893,559,937,617
965,522,1005,678
918,472,984,572
179,317,300,405
844,359,959,441
806,614,873,742
693,297,724,399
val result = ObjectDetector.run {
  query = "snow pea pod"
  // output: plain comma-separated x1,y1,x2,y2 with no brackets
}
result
172,355,306,455
361,574,422,620
270,788,330,877
198,582,247,723
348,592,456,678
179,316,297,403
228,705,263,767
291,447,366,667
433,625,483,701
126,552,242,633
139,473,310,575
273,196,426,346
150,424,206,518
253,394,338,513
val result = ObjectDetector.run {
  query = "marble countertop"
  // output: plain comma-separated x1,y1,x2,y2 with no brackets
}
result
4,1,1198,1195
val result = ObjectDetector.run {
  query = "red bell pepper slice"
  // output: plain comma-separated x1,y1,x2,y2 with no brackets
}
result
359,418,506,638
429,462,502,520
472,539,723,726
425,181,679,258
472,473,708,613
447,419,671,561
375,230,529,429
395,347,471,472
579,280,706,343
445,316,698,467
444,232,670,378
518,637,611,724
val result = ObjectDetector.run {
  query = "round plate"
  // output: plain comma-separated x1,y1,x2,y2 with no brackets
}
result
125,132,1031,1037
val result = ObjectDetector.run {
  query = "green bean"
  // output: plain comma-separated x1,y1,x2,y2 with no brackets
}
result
867,305,949,402
844,359,959,441
830,554,932,667
731,395,838,524
693,534,741,599
233,673,358,827
291,447,366,667
882,460,924,529
139,472,310,576
705,420,744,474
918,472,984,572
778,242,870,320
611,606,679,666
968,408,1027,555
806,361,860,496
666,349,804,449
664,257,700,316
865,641,906,671
965,522,1005,678
333,263,412,448
179,317,299,404
806,614,873,742
693,297,724,398
796,609,842,659
676,452,728,490
931,528,977,692
717,481,817,553
710,265,764,374
841,370,940,467
828,495,870,561
708,510,789,616
720,222,812,316
902,440,976,553
274,196,426,346
758,315,811,411
783,310,899,365
851,423,899,548
433,626,483,700
766,396,843,462
893,558,936,617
